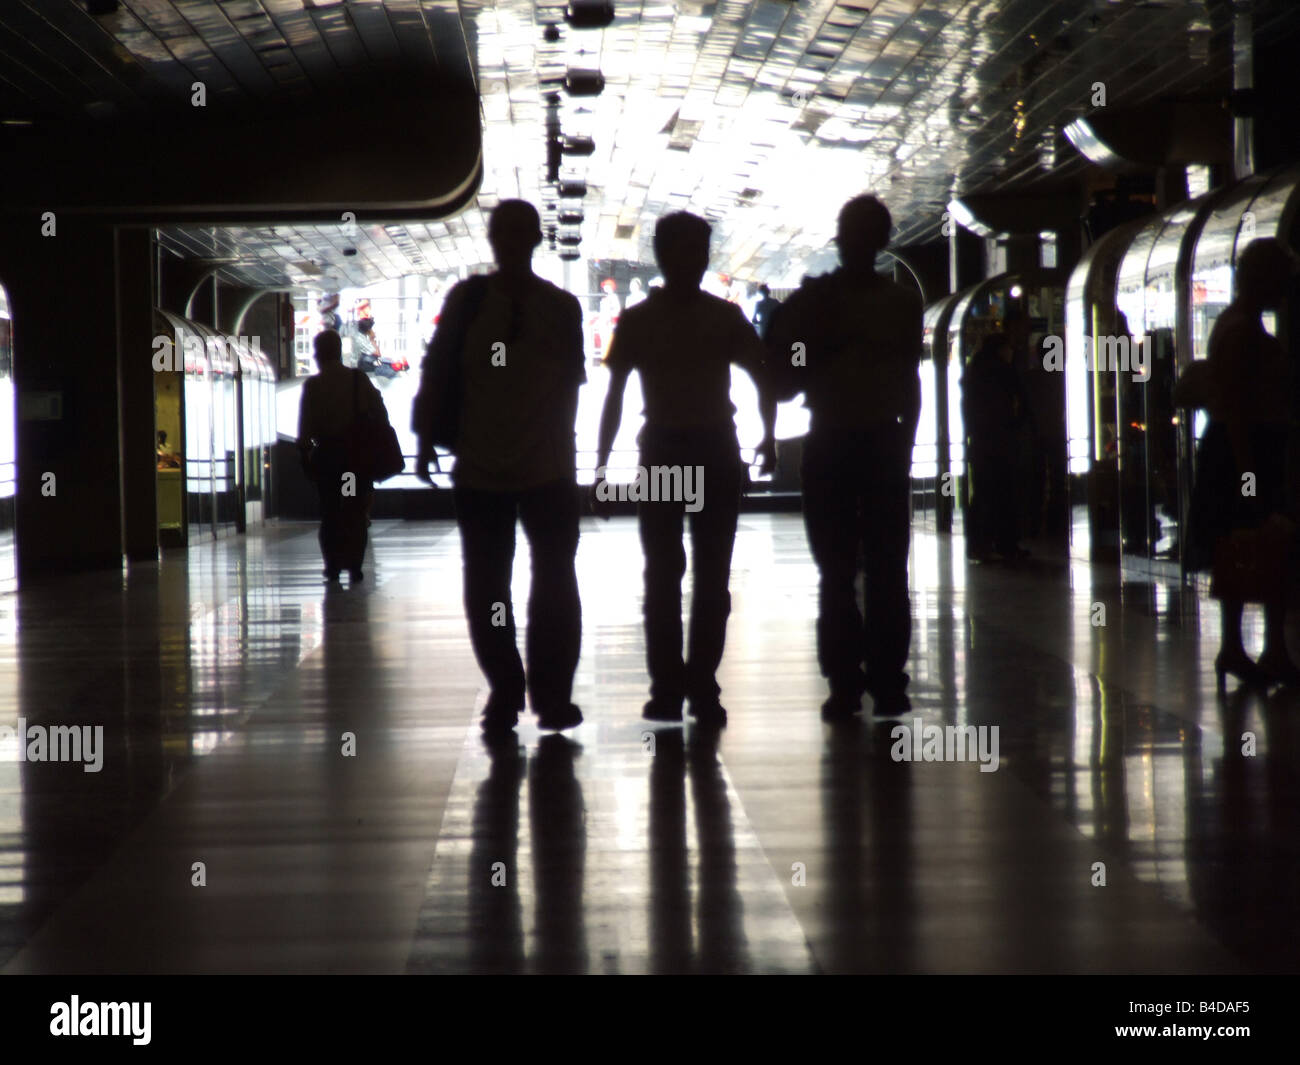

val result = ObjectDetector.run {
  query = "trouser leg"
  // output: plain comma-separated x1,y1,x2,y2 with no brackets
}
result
802,434,863,695
518,479,582,710
639,485,687,704
685,457,742,702
454,484,526,702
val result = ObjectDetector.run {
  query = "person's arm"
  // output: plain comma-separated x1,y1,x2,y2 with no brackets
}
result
763,288,810,403
297,380,314,472
730,305,778,473
596,339,631,474
903,290,924,442
363,373,389,420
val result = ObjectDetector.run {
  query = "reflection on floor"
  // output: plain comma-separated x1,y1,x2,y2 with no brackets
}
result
0,514,1297,973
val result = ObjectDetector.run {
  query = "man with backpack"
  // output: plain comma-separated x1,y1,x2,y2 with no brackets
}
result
766,195,924,721
412,200,587,734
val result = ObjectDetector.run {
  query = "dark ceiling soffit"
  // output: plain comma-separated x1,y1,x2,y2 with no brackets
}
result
0,76,481,222
1067,100,1233,170
954,190,1085,235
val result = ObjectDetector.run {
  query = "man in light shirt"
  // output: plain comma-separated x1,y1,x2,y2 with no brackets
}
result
596,211,776,727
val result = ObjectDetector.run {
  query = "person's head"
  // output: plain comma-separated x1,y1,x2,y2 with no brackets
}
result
630,278,643,292
157,430,167,447
314,329,343,365
835,195,892,272
653,211,712,290
357,317,374,334
488,199,543,273
1236,237,1293,310
759,283,771,298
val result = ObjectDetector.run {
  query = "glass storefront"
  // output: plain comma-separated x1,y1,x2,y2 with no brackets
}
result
155,310,277,544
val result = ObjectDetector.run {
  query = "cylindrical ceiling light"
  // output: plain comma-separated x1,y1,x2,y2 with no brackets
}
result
562,135,596,156
565,2,615,29
559,234,582,247
559,181,588,198
558,210,585,225
559,249,581,261
564,70,605,96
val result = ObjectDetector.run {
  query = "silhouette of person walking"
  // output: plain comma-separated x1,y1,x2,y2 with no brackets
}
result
595,211,776,727
961,332,1030,562
751,283,781,342
412,199,586,733
1186,237,1300,690
297,329,389,583
766,195,924,720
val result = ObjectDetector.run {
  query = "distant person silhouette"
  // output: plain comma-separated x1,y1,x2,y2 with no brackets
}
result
961,332,1029,562
766,195,924,720
595,211,776,727
1186,237,1299,690
412,199,586,733
297,329,389,584
751,284,781,342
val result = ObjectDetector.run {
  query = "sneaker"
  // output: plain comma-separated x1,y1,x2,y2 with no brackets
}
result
324,569,342,583
349,568,364,583
687,698,727,728
536,703,583,731
642,698,683,723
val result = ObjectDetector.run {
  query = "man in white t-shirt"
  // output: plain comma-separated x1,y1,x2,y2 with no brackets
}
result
596,211,776,727
414,200,586,734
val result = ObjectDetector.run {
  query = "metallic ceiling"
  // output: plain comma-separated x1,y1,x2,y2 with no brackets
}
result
7,1,1300,288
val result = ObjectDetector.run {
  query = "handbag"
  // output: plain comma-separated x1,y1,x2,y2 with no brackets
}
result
1210,513,1294,602
412,275,491,450
349,370,405,482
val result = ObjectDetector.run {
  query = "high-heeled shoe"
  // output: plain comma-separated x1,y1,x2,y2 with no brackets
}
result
1255,651,1300,688
1214,651,1270,693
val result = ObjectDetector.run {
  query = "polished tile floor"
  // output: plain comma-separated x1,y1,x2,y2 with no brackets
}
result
0,513,1297,973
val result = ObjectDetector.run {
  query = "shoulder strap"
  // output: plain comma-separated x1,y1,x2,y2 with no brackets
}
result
352,366,360,420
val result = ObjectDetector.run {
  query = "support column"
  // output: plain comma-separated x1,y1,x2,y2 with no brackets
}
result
0,219,125,576
117,226,159,562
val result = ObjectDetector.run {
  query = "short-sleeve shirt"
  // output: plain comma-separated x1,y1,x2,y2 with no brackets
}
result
603,288,766,430
774,269,924,430
453,274,586,491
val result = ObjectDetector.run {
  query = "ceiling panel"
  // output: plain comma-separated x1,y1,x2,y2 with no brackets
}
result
4,1,1298,287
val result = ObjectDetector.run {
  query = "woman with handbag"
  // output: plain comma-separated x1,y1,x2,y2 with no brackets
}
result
298,329,391,584
1185,238,1299,690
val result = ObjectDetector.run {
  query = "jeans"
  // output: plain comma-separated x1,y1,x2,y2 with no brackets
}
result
454,478,582,711
801,423,913,698
636,425,744,705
